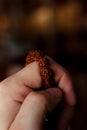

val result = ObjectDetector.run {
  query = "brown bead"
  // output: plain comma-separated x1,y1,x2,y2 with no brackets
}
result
25,50,55,88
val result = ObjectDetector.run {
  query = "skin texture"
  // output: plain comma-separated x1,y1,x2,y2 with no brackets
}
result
0,56,76,130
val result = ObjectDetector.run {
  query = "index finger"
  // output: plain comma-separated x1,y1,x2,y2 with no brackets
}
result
46,56,76,106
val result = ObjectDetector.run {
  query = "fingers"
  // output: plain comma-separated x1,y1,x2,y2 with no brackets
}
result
39,88,62,112
9,88,62,130
0,91,21,130
58,73,76,106
0,55,76,130
45,57,76,130
0,61,42,102
46,56,76,106
15,61,42,89
0,83,32,130
1,56,76,106
0,61,41,130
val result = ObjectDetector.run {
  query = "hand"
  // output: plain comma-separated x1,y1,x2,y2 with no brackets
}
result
0,57,76,130
46,56,76,130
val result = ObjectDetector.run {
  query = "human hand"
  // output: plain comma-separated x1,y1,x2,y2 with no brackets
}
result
46,56,76,130
0,57,76,130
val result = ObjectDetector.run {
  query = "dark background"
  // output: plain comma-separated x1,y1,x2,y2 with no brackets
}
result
0,0,87,129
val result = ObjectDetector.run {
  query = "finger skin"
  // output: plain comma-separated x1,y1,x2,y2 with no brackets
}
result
9,88,62,130
0,92,20,130
46,56,76,106
0,83,32,130
0,61,42,130
15,61,42,89
0,56,76,130
46,56,76,130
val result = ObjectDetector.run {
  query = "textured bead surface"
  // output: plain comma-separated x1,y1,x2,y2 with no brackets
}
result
25,50,55,88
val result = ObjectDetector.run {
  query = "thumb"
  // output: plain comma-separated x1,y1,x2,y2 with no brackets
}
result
9,88,62,130
1,61,42,102
15,61,42,89
0,61,42,130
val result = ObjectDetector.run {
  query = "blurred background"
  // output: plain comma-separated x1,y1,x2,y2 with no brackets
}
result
0,0,87,129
